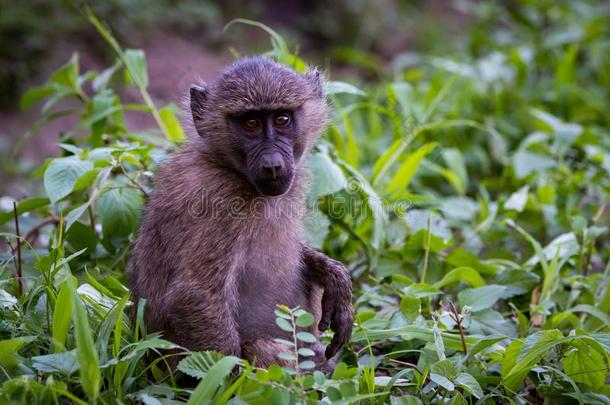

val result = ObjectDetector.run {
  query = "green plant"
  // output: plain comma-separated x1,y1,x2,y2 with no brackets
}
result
2,2,610,403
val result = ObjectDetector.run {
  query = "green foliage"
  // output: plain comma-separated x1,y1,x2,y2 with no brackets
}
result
2,1,610,403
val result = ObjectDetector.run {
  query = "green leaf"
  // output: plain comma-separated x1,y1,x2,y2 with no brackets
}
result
455,373,483,398
325,81,366,96
50,53,79,89
442,148,468,195
277,352,297,361
0,197,49,225
303,208,331,249
500,340,522,380
124,49,149,88
275,317,293,332
44,157,93,204
97,188,142,237
178,351,225,379
296,332,317,343
0,290,17,309
187,356,240,404
299,360,316,369
295,312,315,328
504,185,529,212
69,280,100,402
0,336,36,367
464,336,506,361
307,151,347,198
431,359,458,380
563,339,606,389
430,373,454,391
400,295,420,320
458,285,507,312
52,281,73,351
20,85,56,110
298,348,316,357
434,267,485,289
31,350,78,376
387,142,437,193
159,105,186,142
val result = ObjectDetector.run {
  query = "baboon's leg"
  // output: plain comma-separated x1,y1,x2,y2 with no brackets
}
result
242,339,292,368
166,286,241,356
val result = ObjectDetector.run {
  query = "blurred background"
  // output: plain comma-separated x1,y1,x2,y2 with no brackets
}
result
1,0,491,195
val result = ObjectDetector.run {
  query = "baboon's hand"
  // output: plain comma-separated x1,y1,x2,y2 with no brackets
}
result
317,259,354,359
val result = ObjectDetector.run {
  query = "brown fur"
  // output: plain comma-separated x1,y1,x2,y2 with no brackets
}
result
129,57,354,371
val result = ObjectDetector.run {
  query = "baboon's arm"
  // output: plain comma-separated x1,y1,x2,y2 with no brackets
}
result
302,245,354,359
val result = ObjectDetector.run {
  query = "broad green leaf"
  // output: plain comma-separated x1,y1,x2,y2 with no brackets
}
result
178,351,225,379
455,373,483,398
278,352,297,361
303,208,331,249
0,290,17,309
52,281,73,351
0,336,36,367
296,332,317,343
70,279,100,402
442,148,468,195
50,53,79,89
512,149,556,179
307,151,347,198
97,187,143,237
298,348,316,357
563,339,606,389
434,267,485,289
124,49,148,87
44,157,93,204
0,197,49,225
387,142,437,194
430,373,454,391
400,295,420,321
325,81,366,96
295,312,315,327
159,105,186,142
20,85,56,110
187,356,240,404
31,350,78,376
458,285,507,312
504,185,529,212
431,359,458,380
275,317,293,332
464,336,506,361
299,360,316,369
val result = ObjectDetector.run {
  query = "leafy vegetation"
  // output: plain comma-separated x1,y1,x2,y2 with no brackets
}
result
2,2,610,403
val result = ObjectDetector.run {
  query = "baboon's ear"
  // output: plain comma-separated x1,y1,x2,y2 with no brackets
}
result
190,84,208,122
305,68,324,99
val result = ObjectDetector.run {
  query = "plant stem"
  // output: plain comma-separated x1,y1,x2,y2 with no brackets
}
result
291,310,300,376
12,202,23,296
420,215,432,284
449,302,468,357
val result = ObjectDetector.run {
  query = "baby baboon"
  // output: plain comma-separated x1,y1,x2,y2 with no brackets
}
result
129,57,354,370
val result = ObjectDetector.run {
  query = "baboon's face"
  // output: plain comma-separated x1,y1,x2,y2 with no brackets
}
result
228,108,304,196
190,57,327,197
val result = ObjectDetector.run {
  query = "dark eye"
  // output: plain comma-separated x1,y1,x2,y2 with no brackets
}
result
274,113,290,127
243,118,259,130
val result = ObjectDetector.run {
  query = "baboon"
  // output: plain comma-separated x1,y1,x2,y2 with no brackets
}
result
129,56,354,370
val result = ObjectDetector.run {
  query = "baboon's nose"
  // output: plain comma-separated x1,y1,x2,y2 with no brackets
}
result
261,153,284,179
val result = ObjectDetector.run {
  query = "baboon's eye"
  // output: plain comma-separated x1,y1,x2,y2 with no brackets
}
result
274,113,290,127
243,118,259,130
